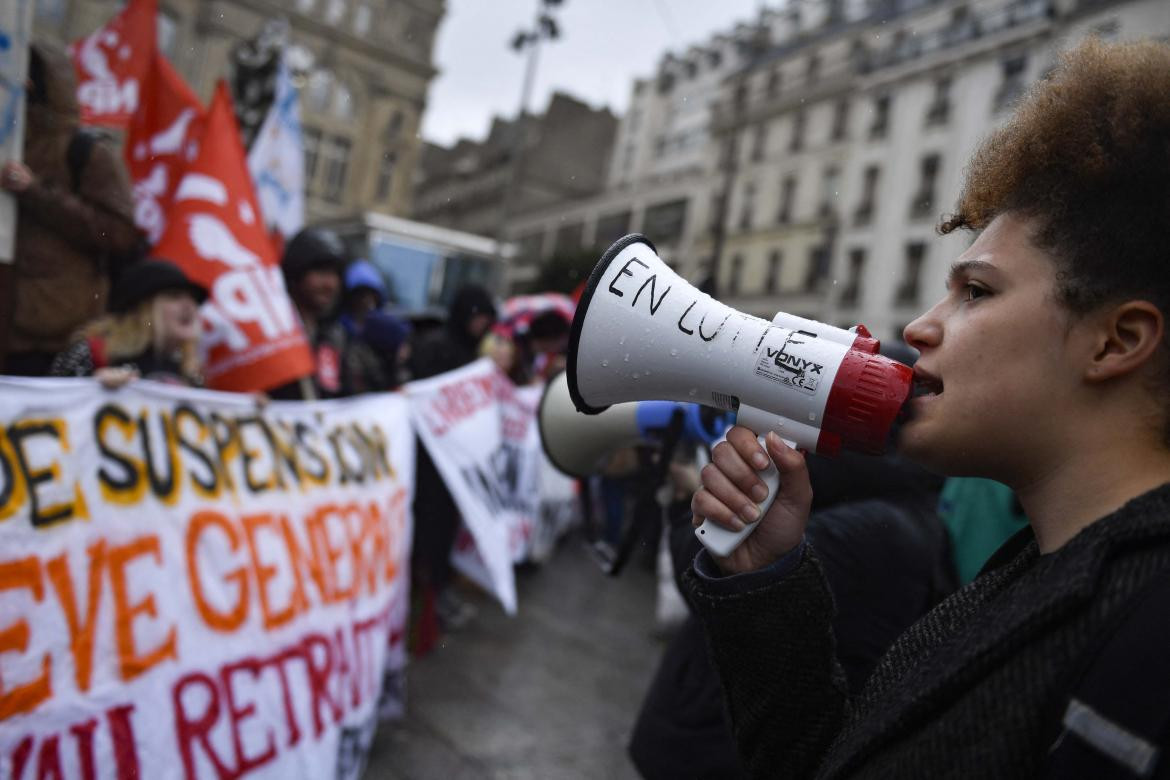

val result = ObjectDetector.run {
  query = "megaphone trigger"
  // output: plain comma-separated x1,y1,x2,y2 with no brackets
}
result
694,433,784,558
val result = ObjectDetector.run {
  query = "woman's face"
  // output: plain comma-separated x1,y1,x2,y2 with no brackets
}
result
900,213,1084,480
153,290,200,350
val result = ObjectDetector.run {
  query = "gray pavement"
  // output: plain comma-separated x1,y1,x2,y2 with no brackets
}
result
364,536,663,779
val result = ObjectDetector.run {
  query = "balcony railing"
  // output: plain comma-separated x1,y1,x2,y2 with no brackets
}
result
861,0,1052,72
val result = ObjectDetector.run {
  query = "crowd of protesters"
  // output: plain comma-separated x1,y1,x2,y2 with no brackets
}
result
0,40,587,657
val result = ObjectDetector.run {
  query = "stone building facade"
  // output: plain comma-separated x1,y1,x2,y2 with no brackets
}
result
498,0,1168,325
503,20,765,291
32,0,444,224
411,92,617,242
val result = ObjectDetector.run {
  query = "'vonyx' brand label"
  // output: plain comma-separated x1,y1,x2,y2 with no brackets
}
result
755,333,824,396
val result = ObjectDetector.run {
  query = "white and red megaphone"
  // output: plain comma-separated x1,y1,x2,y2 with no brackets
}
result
567,234,913,556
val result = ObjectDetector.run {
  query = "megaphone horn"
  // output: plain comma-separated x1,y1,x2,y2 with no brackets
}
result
538,370,731,479
567,234,913,556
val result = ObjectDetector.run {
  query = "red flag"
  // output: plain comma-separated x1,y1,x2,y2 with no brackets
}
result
125,52,204,245
69,0,157,127
153,82,313,392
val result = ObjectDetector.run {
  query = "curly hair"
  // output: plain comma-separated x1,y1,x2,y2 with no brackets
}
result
941,38,1170,318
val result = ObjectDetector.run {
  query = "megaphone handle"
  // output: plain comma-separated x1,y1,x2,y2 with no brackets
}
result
694,434,781,557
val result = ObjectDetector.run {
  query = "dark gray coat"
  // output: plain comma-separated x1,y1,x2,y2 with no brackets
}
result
683,482,1170,779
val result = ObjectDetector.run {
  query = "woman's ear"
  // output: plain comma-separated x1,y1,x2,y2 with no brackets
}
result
1085,301,1165,383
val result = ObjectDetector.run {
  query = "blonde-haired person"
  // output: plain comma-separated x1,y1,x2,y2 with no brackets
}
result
50,259,207,388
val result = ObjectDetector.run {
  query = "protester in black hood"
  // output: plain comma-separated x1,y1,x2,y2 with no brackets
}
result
269,227,349,399
407,284,498,639
408,284,496,380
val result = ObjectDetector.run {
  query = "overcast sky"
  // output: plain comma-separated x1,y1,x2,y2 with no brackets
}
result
420,0,767,146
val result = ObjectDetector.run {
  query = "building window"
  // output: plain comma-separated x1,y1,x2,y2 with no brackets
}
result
869,94,890,140
321,135,352,201
554,222,584,255
895,243,927,305
851,39,870,73
375,152,396,201
766,68,781,98
777,175,797,225
325,0,347,25
751,123,767,161
819,166,840,220
385,111,404,142
854,165,880,226
353,3,372,35
945,6,979,45
994,55,1028,112
789,110,806,152
807,52,821,84
728,254,744,296
840,249,865,306
643,199,689,245
332,81,356,121
518,232,545,262
910,154,941,218
595,210,632,248
306,69,334,114
766,250,783,294
158,9,179,58
733,82,749,113
831,99,850,142
804,245,830,292
926,76,951,126
35,0,68,22
709,191,725,233
1091,19,1120,40
303,126,322,184
738,182,756,232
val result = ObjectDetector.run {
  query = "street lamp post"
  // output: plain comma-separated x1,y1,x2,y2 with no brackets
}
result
496,0,565,271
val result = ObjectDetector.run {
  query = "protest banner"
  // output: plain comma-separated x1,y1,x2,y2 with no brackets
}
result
69,0,156,127
0,378,414,780
405,360,557,614
153,83,313,393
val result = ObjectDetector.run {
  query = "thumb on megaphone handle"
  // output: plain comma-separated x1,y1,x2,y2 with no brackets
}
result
694,434,782,557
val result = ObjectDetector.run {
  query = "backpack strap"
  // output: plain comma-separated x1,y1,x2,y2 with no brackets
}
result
1047,571,1170,778
66,128,101,193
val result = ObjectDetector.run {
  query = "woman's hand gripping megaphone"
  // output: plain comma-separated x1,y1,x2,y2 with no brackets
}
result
691,425,813,573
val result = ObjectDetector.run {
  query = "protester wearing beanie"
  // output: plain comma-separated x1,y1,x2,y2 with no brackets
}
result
49,259,207,387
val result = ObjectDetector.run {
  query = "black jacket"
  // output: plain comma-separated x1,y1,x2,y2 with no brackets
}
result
683,482,1170,779
630,454,949,779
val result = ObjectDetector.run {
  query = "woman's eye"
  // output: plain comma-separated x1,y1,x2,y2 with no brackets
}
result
962,283,989,302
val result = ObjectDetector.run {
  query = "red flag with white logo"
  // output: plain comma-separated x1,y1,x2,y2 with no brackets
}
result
153,82,313,392
125,51,203,245
69,0,157,127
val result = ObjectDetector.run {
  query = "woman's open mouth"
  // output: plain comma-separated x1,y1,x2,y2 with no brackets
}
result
912,369,943,399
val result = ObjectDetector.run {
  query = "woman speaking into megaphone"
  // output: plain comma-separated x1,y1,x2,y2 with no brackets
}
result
679,39,1170,778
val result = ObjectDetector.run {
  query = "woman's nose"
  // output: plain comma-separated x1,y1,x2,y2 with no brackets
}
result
903,305,942,351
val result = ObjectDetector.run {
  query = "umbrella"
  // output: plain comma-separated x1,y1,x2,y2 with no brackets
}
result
494,293,576,339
